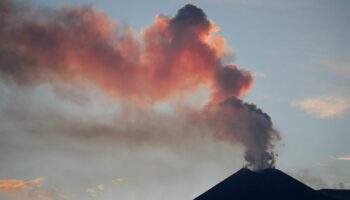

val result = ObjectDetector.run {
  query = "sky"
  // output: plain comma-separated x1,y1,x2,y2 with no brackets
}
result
0,0,350,199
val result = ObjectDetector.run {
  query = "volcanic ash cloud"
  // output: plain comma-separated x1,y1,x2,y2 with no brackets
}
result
0,1,280,170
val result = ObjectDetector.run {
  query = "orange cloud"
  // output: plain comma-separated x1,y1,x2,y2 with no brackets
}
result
0,177,68,200
0,177,45,192
336,155,350,161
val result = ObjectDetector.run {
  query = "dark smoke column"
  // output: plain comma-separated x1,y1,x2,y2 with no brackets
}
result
204,96,280,171
222,97,280,170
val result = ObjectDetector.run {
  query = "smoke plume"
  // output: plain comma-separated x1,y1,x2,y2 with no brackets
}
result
211,97,279,170
0,1,279,170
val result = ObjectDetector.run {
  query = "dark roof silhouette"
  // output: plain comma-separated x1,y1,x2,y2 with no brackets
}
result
194,168,335,200
319,189,350,200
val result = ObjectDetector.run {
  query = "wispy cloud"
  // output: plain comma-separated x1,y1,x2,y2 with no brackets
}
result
293,95,350,118
320,59,350,79
252,72,266,78
0,177,68,200
86,184,105,198
0,177,45,192
86,178,125,198
336,155,350,161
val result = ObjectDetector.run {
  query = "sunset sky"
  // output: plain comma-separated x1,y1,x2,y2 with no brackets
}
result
0,0,349,199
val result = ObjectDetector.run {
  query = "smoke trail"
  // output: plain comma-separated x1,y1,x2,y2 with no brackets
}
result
0,1,279,170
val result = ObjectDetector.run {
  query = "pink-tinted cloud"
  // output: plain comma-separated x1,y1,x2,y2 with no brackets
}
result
0,2,252,103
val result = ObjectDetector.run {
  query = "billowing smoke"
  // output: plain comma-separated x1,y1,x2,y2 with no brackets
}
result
0,2,251,102
211,97,279,170
0,1,279,170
